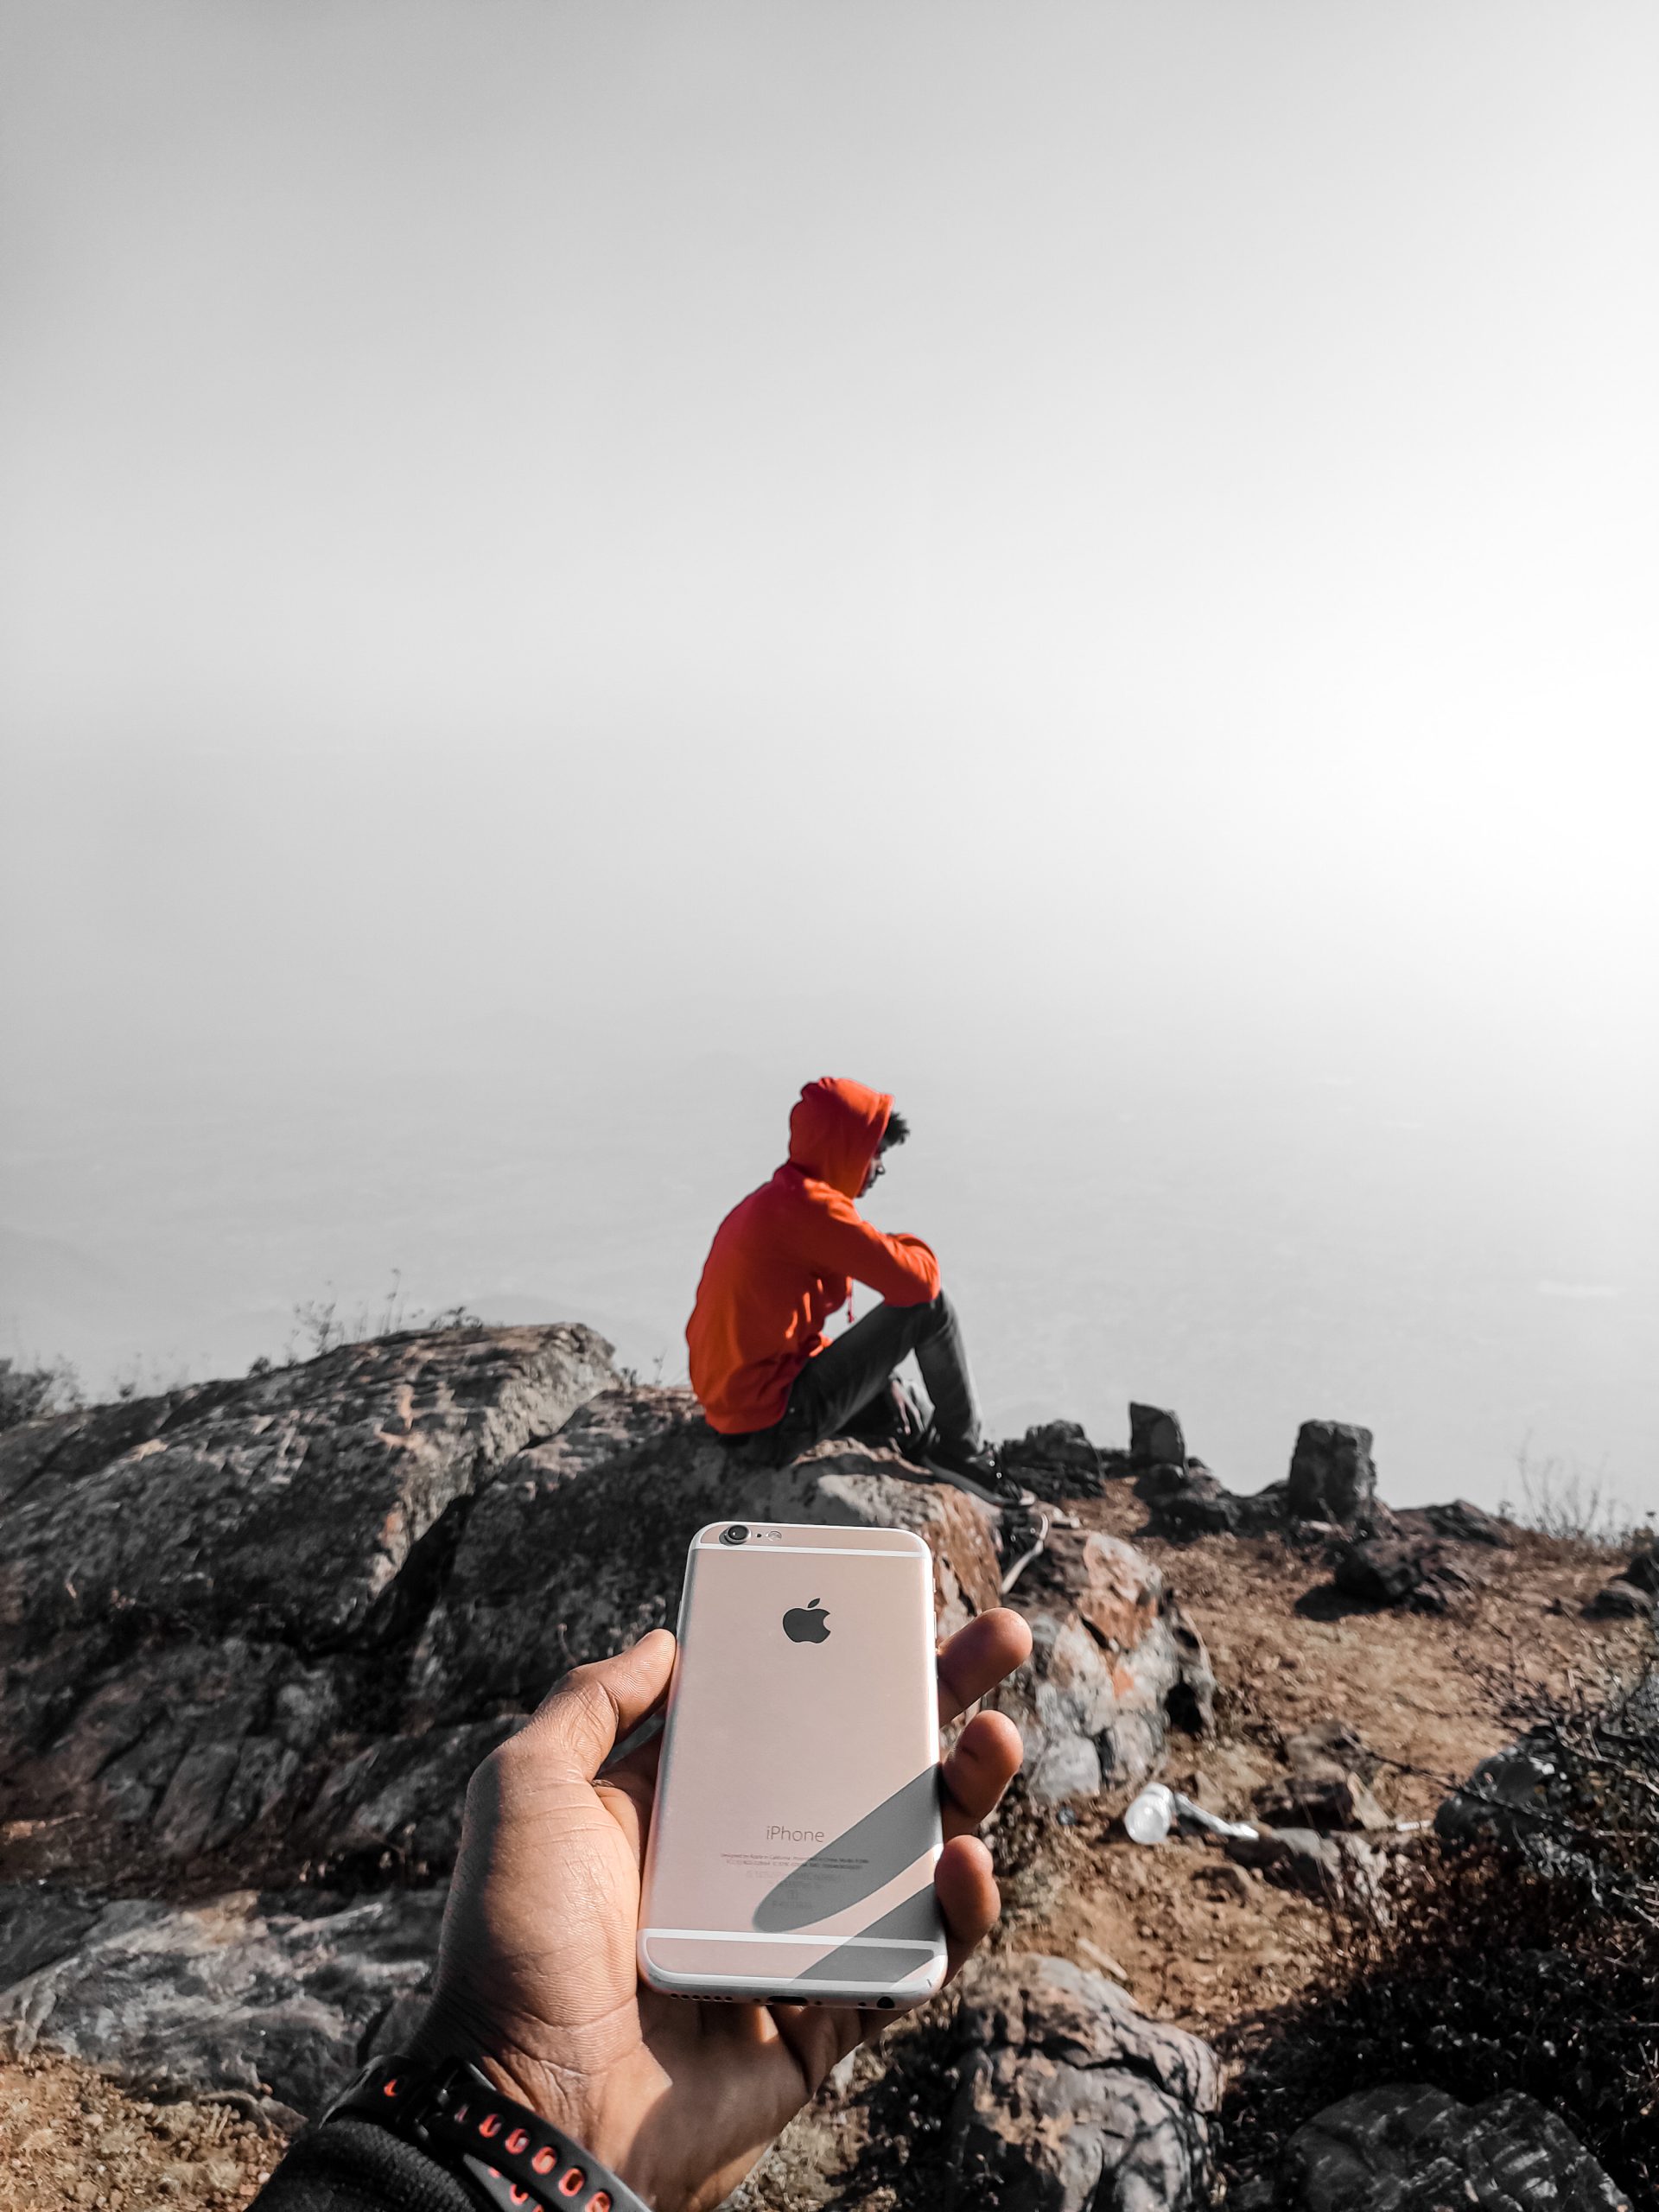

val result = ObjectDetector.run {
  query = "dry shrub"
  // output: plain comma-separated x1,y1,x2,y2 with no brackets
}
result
1222,1665,1659,2202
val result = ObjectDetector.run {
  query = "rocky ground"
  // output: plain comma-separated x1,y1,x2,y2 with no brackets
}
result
0,1332,1649,2209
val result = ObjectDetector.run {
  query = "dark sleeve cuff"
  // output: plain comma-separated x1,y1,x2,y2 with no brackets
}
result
250,2117,480,2212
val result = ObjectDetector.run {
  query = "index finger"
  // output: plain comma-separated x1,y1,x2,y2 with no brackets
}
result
937,1607,1031,1726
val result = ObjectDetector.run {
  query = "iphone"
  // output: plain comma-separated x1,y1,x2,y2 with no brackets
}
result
637,1519,948,2010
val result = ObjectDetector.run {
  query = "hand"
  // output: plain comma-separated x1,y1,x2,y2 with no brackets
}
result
410,1609,1031,2212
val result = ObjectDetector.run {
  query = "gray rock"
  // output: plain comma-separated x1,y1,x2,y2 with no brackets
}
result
0,1325,617,1653
1287,1719,1378,1781
303,1717,526,1867
1135,1460,1242,1539
409,1388,1002,1719
3,1357,1004,1897
993,1529,1213,1802
1224,1825,1381,1900
1254,1770,1389,1833
1586,1579,1656,1619
1435,1736,1571,1852
1278,2081,1630,2209
1000,1420,1109,1500
949,1952,1219,2209
1129,1404,1186,1471
1333,1536,1474,1613
1287,1421,1378,1529
1395,1498,1512,1548
1621,1544,1659,1595
0,1330,1226,2188
3,1631,330,1859
0,1882,445,2122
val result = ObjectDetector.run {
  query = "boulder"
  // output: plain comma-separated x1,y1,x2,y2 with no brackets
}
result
948,1953,1219,2209
1135,1460,1242,1540
0,1882,443,2124
1286,1421,1378,1529
1395,1498,1512,1548
1434,1732,1585,1857
1000,1420,1109,1500
1333,1536,1474,1614
1438,1678,1659,1878
1586,1579,1655,1619
993,1529,1213,1802
1129,1404,1186,1471
1620,1544,1659,1595
1277,2082,1630,2209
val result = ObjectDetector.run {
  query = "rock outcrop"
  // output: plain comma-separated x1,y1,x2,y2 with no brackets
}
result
0,1326,616,1889
1128,1410,1487,1553
1,1323,1217,2197
0,1325,616,1650
0,1883,442,2126
992,1529,1213,1802
0,1337,1015,1897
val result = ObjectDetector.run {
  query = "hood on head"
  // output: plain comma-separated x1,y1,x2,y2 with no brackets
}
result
786,1077,893,1199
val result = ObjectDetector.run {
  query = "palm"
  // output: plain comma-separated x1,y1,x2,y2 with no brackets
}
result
417,1613,1029,2212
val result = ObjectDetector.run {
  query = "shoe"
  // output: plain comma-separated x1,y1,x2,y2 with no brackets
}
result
923,1433,1035,1510
999,1508,1052,1595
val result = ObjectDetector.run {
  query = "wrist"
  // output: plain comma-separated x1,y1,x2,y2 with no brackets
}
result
327,2050,667,2212
404,2014,669,2211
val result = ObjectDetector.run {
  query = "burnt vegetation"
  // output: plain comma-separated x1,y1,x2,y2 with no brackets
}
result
1222,1662,1659,2202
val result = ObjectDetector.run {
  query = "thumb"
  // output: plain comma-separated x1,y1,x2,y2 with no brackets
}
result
520,1629,677,1782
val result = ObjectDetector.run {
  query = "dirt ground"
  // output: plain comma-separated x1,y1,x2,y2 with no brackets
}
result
1007,1496,1648,2044
2,1503,1644,2209
0,2049,278,2211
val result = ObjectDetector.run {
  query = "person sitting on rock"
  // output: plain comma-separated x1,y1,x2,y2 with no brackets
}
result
686,1074,1017,1500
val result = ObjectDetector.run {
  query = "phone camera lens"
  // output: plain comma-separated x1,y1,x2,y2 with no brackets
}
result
720,1523,750,1546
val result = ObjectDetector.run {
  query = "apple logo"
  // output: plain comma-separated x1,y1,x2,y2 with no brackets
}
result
782,1599,830,1644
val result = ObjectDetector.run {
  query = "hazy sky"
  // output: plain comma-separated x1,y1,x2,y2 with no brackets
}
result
3,4,1656,1503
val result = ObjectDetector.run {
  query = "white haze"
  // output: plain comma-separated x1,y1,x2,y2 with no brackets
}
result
2,3,1656,1510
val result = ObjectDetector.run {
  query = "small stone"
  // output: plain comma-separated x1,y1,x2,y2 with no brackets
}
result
1586,1579,1654,1618
1287,1718,1377,1779
1191,1859,1255,1904
1074,1935,1132,1980
1255,1770,1389,1833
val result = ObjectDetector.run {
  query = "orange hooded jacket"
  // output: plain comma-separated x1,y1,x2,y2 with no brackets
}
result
686,1077,942,1434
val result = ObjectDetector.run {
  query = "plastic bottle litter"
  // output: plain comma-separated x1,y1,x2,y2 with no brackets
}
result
1123,1783,1177,1844
1123,1782,1259,1846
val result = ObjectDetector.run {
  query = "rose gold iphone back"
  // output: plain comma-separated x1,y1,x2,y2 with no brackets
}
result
638,1520,947,2011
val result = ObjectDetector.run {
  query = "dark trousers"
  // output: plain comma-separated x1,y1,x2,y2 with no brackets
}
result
728,1291,983,1470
